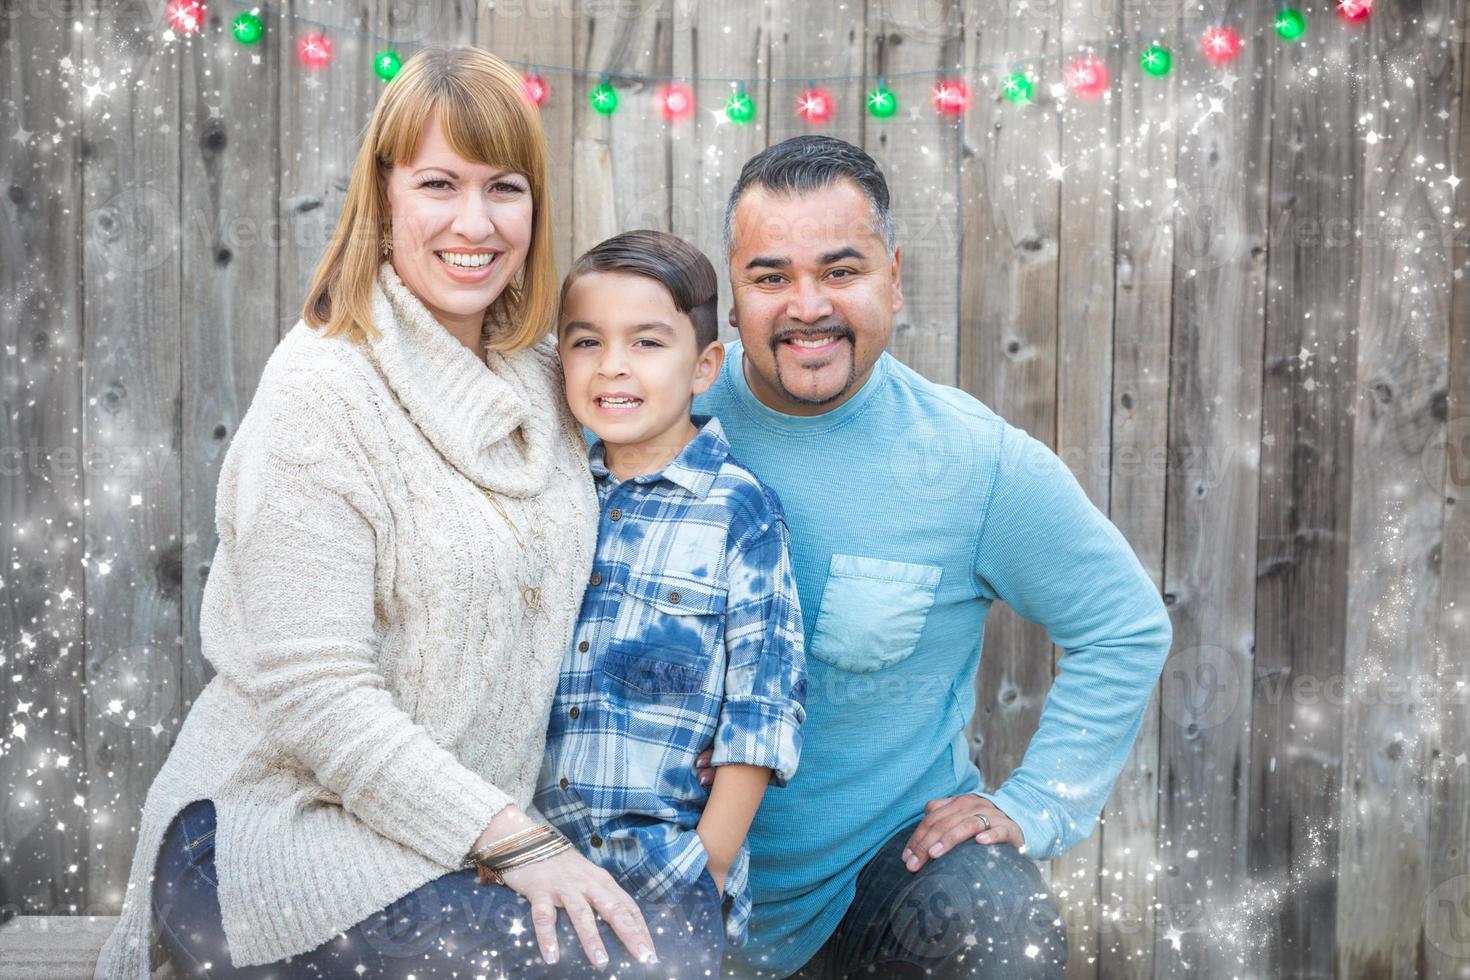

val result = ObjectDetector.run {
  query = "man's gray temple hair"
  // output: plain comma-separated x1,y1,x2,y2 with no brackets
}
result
721,135,898,260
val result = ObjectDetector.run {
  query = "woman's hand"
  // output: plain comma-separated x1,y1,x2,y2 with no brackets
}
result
499,848,658,969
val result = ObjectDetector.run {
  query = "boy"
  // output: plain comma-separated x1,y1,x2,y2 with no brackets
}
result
535,230,807,962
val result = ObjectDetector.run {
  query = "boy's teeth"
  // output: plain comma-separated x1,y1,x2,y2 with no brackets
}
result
437,251,495,268
598,396,640,406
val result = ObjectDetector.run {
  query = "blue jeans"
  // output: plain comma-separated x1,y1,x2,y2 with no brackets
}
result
152,799,725,978
726,819,1067,979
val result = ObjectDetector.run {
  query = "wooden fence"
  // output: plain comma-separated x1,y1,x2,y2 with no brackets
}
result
2,1,1467,977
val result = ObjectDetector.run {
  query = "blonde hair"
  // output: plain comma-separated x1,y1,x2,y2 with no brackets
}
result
301,46,557,352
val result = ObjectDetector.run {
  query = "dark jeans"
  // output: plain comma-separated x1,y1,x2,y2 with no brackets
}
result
152,799,725,978
726,819,1067,980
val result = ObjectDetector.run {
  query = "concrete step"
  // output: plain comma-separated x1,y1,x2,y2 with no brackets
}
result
0,916,114,980
0,917,181,980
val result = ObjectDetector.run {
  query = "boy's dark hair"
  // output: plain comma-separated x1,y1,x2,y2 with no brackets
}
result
561,230,719,349
722,135,896,257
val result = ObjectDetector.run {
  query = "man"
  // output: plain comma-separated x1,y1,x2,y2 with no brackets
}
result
692,135,1173,979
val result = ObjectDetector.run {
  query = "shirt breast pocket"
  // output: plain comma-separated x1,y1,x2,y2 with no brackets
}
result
809,554,942,674
603,571,726,697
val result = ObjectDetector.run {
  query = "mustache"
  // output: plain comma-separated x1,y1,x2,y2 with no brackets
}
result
770,322,855,346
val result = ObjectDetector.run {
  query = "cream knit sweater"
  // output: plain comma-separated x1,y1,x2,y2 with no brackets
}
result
97,260,598,978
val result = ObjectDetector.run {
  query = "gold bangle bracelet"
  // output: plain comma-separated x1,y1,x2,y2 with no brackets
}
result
493,838,571,871
476,839,572,886
484,829,564,865
465,824,555,867
481,825,549,855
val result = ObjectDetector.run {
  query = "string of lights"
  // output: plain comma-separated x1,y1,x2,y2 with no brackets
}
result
161,0,1376,121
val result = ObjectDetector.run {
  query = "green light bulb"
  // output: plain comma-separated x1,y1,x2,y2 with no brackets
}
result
590,81,619,115
725,91,756,125
231,11,264,45
1140,45,1172,77
866,86,898,119
1002,72,1033,105
374,50,402,82
1276,8,1307,41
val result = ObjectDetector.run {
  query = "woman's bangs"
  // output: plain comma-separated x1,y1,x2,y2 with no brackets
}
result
436,82,542,188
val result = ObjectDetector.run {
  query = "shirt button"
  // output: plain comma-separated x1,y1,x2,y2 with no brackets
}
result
668,590,681,604
578,640,589,652
589,834,603,848
590,572,602,586
559,777,569,790
569,706,580,720
609,508,622,521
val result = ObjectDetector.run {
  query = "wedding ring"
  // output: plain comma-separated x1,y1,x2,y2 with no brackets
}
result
978,812,992,832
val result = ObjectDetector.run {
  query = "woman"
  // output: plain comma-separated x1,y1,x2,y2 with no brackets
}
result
96,47,722,979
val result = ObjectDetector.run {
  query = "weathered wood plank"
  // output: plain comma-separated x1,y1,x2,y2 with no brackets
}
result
0,1,89,918
765,0,865,150
1153,2,1272,977
957,0,1062,846
1247,4,1363,977
276,0,385,338
865,0,963,384
1050,1,1123,972
670,1,772,340
177,0,285,727
1096,4,1180,976
1335,1,1455,975
1426,9,1470,977
385,0,476,49
570,2,674,256
79,0,185,910
481,1,574,280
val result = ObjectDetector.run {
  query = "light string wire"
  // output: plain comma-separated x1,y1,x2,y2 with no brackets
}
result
183,1,1340,86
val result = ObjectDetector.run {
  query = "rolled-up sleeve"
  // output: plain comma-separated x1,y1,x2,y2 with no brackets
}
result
711,508,806,786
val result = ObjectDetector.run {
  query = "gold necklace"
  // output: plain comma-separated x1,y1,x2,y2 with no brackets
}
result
481,486,544,617
481,486,525,549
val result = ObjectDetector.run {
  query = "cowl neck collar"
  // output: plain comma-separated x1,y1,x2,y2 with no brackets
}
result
364,259,557,497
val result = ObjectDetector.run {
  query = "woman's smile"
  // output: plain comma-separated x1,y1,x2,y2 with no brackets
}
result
434,247,501,282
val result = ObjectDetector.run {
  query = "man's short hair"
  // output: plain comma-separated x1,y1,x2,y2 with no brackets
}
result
722,135,897,258
561,229,719,349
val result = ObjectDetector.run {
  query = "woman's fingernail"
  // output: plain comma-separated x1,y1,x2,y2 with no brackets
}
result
980,832,993,844
545,947,558,965
902,848,913,863
639,944,656,963
905,854,919,870
594,950,608,967
929,842,944,857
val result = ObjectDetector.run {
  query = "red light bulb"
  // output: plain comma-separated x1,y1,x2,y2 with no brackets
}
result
796,88,835,124
1066,57,1109,99
931,78,971,116
298,32,333,69
1201,26,1243,64
167,0,205,34
658,82,695,122
523,74,549,108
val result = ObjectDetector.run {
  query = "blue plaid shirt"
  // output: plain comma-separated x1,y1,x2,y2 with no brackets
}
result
534,416,806,947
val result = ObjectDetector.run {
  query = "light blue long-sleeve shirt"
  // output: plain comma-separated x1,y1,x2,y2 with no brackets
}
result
694,342,1173,978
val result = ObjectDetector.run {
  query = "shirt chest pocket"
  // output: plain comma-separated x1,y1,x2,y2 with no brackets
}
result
603,571,727,697
809,554,943,674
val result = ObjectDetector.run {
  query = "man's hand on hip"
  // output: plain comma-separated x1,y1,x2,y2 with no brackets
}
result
901,794,1025,872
